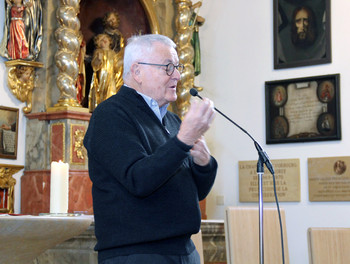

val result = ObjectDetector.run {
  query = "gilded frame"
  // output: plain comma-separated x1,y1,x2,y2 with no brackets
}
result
0,106,19,159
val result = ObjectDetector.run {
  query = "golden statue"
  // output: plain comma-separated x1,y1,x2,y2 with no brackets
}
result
103,11,125,54
76,32,86,105
89,33,123,112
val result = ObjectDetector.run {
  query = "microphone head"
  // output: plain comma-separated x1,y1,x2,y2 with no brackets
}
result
189,88,198,96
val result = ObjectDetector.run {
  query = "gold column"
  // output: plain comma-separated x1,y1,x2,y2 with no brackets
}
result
174,0,196,119
53,0,82,109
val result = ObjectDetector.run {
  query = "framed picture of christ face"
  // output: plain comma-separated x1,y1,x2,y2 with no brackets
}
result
265,74,341,144
273,0,331,69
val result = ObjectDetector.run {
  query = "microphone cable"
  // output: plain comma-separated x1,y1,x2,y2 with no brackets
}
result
189,88,285,264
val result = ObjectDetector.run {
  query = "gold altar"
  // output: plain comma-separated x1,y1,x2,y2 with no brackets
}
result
18,0,207,217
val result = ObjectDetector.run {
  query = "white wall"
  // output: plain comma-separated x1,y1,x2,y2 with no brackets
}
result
198,1,350,263
0,1,26,214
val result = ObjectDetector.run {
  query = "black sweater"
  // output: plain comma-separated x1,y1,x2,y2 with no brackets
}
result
84,86,217,262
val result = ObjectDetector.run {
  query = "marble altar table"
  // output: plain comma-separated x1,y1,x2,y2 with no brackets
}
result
33,219,226,264
0,214,93,264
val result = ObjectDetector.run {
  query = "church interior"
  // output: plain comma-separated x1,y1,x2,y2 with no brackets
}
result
0,0,349,263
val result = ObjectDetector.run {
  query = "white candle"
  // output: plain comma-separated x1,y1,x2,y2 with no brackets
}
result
50,161,69,214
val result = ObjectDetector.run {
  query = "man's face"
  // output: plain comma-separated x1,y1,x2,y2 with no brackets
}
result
295,9,309,40
106,14,119,29
137,42,181,107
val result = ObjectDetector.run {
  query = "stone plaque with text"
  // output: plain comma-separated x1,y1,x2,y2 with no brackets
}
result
239,159,300,202
308,156,350,201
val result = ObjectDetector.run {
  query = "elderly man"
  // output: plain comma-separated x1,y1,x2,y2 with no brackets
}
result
84,34,217,264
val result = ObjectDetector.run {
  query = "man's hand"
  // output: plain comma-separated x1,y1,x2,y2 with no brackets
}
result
177,98,215,146
190,136,211,166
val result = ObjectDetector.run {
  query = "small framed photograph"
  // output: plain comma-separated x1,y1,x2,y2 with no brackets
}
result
265,74,341,144
0,106,19,159
273,0,331,69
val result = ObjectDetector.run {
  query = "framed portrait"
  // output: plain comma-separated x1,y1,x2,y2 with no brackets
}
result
273,0,331,69
0,107,19,159
265,74,341,144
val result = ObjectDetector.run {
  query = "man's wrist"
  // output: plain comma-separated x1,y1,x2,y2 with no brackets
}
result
177,133,195,146
175,135,193,150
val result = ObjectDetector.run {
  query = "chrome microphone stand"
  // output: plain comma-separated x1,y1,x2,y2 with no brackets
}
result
257,158,265,264
189,88,276,264
254,142,274,264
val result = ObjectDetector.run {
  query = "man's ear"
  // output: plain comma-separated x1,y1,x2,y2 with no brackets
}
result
130,63,142,83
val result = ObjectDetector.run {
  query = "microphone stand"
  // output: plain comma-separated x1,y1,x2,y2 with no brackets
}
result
257,158,264,264
254,141,275,264
190,88,275,264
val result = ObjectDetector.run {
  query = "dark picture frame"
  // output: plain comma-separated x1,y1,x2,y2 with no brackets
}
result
265,74,341,144
273,0,331,69
0,106,19,159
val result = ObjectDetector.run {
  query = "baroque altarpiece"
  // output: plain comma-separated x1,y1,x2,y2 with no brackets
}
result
1,0,207,217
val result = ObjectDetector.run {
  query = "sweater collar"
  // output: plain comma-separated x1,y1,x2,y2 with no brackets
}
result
119,85,169,122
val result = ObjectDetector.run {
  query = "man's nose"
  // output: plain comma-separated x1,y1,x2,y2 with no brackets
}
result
302,19,307,27
173,67,182,80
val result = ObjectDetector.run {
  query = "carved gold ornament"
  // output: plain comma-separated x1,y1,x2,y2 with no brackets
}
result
0,164,24,214
5,60,43,114
74,129,85,160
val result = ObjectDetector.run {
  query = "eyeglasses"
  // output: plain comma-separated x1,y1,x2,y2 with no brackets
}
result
138,62,184,76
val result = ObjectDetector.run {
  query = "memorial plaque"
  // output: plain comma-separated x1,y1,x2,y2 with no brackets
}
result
308,156,350,201
239,159,300,202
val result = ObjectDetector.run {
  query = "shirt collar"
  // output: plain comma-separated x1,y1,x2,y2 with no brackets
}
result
136,91,169,122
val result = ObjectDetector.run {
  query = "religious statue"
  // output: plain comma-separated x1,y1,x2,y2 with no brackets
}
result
76,32,86,105
0,0,42,61
102,11,125,54
190,1,205,77
89,33,123,112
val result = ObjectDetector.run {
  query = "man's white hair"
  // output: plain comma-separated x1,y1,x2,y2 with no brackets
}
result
122,34,176,80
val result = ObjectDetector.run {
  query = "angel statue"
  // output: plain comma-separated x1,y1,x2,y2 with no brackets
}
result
7,65,35,113
0,0,42,60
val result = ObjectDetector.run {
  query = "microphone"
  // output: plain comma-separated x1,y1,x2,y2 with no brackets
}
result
189,88,274,175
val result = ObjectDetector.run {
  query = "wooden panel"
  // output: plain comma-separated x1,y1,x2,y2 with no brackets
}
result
191,230,204,264
225,207,289,264
308,227,350,264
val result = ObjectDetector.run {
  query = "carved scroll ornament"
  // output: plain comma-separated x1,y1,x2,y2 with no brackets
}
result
5,60,43,114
